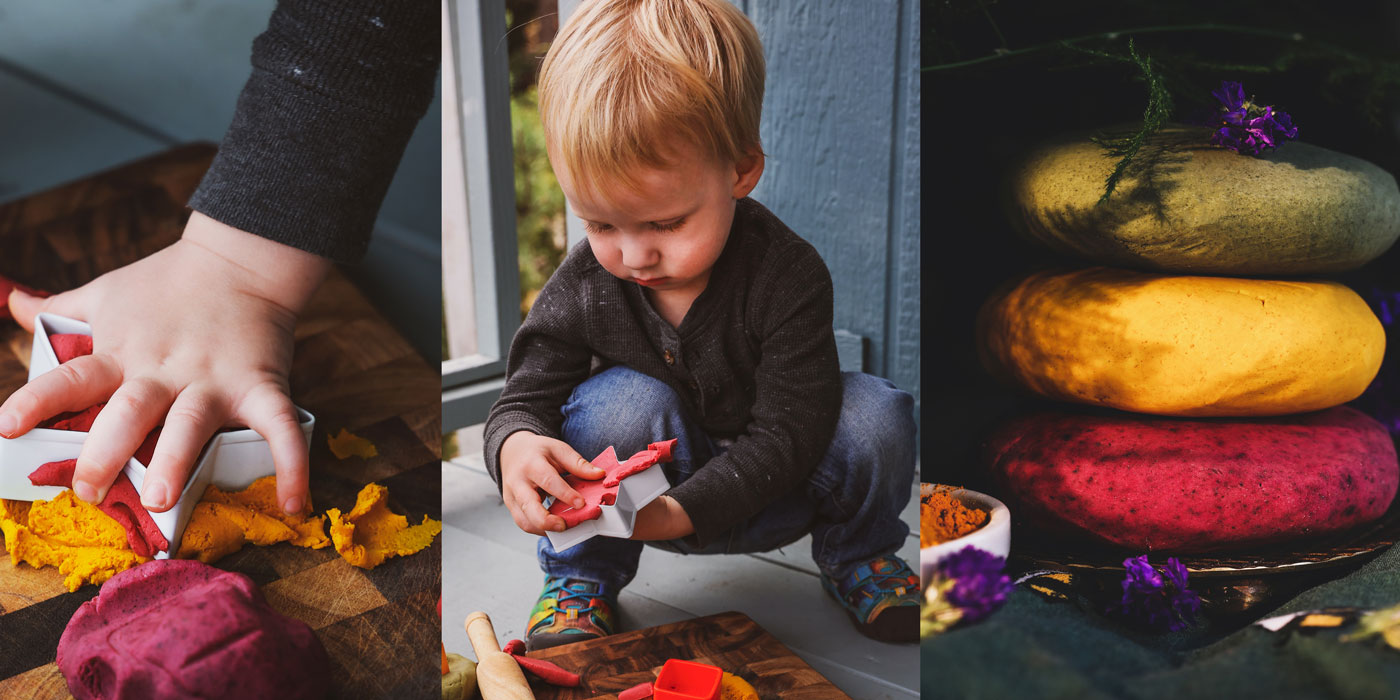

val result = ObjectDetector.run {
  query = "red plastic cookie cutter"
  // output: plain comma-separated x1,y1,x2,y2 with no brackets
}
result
653,659,723,700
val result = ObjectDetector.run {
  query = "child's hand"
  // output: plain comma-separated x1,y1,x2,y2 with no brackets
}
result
0,212,330,514
630,495,694,541
499,431,605,534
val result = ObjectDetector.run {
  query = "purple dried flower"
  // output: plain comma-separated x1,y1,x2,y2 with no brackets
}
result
1207,81,1298,156
936,546,1013,624
1118,555,1201,632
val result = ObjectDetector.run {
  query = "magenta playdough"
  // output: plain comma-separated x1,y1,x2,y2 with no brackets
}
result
57,559,330,700
987,407,1399,552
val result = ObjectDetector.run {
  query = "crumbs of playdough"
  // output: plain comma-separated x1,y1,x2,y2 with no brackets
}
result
721,672,759,700
548,440,677,528
176,476,330,563
0,493,148,592
57,559,330,700
327,483,441,569
328,427,378,459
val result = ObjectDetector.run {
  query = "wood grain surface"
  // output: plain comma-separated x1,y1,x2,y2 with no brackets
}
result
0,145,442,699
526,611,851,700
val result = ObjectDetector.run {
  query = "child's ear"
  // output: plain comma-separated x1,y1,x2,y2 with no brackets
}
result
731,149,765,199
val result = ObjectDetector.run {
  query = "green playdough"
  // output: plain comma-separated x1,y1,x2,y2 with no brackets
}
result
1007,124,1400,275
441,653,477,700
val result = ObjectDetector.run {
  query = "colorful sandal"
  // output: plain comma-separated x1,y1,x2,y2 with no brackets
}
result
822,555,921,644
525,576,617,651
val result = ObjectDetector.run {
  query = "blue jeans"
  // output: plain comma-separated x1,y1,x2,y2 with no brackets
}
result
537,366,916,592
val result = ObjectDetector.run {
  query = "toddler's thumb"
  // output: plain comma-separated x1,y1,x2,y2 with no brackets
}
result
8,286,80,334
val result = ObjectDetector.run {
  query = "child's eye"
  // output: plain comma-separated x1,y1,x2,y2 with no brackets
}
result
583,221,613,234
652,218,686,232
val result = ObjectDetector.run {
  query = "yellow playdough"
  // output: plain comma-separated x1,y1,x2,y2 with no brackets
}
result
327,483,441,569
977,267,1386,416
176,476,331,563
721,673,759,700
0,493,148,592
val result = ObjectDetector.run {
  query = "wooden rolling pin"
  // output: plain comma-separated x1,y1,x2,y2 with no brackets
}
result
466,611,537,700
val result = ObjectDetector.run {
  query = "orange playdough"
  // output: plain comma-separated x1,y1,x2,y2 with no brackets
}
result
327,483,441,569
0,493,148,591
177,476,330,563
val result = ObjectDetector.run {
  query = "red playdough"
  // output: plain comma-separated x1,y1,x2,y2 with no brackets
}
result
29,458,170,557
0,274,49,322
620,682,655,700
57,559,330,700
50,333,93,363
547,440,677,528
987,407,1400,552
501,638,582,686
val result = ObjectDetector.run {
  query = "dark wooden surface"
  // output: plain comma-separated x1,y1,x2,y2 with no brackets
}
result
527,611,851,700
0,145,442,699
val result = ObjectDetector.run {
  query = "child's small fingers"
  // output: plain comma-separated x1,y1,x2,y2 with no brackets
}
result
507,486,549,535
0,354,121,438
523,497,566,533
532,466,586,511
141,388,227,512
8,287,84,334
238,383,309,514
549,442,603,480
77,377,174,504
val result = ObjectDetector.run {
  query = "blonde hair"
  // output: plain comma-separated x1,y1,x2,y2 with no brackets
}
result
538,0,765,195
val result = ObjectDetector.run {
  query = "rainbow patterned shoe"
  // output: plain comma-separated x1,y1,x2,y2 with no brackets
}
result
525,576,617,651
822,555,921,644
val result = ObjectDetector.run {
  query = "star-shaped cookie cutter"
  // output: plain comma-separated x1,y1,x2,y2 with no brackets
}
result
544,440,674,552
0,313,315,559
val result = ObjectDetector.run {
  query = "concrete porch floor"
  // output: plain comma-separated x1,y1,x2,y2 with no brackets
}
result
441,424,920,699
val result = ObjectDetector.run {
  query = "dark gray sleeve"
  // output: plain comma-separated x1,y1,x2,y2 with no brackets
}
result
667,243,843,545
188,0,439,262
483,252,597,488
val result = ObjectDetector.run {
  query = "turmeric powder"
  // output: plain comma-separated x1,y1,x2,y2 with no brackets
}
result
920,488,988,547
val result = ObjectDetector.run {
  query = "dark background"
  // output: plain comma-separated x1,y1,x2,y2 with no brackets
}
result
923,0,1400,488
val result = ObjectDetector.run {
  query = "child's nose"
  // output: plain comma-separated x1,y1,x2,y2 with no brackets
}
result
619,236,659,270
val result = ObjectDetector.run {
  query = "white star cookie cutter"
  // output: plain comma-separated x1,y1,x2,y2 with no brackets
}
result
0,312,315,559
544,456,670,552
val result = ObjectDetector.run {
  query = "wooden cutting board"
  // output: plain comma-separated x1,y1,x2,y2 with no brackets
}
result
0,145,442,699
525,611,851,699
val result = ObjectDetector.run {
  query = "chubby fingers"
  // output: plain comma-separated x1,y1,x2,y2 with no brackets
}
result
238,382,310,515
140,387,228,512
0,353,121,438
7,286,83,334
75,377,174,504
549,441,603,480
504,471,569,534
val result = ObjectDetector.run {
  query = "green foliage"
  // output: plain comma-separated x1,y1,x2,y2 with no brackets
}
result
442,429,460,462
927,21,1400,203
512,86,567,317
1074,39,1175,204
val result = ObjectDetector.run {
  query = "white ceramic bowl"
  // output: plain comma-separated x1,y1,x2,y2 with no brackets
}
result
919,483,1011,584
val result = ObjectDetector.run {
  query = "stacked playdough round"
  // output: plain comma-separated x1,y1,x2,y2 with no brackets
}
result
980,124,1400,553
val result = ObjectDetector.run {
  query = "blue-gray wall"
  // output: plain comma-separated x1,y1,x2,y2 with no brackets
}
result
0,0,441,362
742,0,921,416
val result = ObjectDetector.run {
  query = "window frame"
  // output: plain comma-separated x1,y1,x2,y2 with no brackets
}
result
440,0,521,432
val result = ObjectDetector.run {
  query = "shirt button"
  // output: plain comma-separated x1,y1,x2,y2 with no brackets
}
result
664,349,675,365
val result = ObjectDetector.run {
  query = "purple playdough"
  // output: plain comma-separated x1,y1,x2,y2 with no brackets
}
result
57,559,330,700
